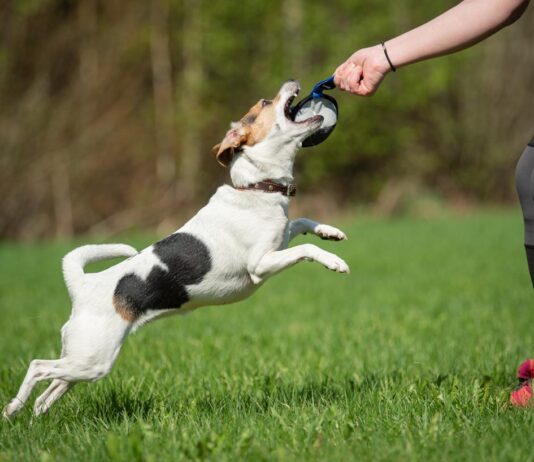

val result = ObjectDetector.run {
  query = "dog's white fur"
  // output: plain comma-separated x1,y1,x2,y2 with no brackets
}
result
3,81,349,419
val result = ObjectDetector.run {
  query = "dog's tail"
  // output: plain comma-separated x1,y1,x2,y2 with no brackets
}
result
62,244,138,292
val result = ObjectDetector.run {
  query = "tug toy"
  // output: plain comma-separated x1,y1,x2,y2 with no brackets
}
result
291,76,338,147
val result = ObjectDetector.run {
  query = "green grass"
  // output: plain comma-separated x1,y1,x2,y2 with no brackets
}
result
1,209,533,461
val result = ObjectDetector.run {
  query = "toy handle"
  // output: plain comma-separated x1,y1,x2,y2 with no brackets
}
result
311,76,336,98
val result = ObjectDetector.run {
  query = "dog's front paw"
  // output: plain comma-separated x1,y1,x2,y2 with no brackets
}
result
314,224,347,241
315,250,350,274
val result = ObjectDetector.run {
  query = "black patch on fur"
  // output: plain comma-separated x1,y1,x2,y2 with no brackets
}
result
114,233,212,319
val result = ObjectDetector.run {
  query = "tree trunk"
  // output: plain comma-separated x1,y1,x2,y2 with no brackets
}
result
150,0,177,191
283,0,304,78
78,0,99,126
178,0,203,200
50,151,74,237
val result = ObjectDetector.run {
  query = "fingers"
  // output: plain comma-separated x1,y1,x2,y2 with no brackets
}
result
335,46,388,96
347,64,363,93
334,62,354,91
334,61,365,95
334,64,349,91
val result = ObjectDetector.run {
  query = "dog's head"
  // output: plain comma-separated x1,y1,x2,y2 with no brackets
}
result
212,80,323,184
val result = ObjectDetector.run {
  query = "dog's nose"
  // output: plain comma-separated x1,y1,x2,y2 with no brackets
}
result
285,78,300,88
282,79,300,93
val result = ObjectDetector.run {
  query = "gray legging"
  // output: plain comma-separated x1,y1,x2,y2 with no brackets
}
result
516,137,534,286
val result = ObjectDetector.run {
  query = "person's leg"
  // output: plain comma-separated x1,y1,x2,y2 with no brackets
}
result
515,136,534,287
510,139,534,408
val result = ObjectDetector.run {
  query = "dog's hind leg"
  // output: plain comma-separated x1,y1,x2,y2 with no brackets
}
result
4,311,129,419
3,355,115,419
31,334,74,416
33,379,72,416
3,359,61,418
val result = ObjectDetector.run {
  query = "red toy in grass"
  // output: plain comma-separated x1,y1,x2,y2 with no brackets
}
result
510,359,534,407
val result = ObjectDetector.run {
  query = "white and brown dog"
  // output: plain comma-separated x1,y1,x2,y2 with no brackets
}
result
3,80,349,419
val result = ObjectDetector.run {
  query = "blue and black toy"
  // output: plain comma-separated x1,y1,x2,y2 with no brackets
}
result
291,76,338,147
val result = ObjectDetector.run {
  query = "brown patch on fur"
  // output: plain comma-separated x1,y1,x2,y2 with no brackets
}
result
240,97,279,146
113,295,136,323
212,94,281,167
212,125,250,166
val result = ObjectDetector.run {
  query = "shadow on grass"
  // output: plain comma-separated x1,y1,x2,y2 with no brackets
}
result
82,370,509,423
91,387,156,422
81,375,380,422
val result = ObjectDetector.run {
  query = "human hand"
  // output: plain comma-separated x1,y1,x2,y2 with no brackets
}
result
334,45,392,96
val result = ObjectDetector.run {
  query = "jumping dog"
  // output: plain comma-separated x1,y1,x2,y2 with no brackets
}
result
3,80,349,418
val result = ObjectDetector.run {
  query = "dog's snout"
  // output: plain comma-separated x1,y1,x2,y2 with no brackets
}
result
282,80,300,95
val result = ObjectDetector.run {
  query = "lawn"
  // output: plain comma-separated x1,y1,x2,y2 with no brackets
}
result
1,209,533,461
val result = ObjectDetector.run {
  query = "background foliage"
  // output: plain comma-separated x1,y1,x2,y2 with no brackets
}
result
0,0,533,238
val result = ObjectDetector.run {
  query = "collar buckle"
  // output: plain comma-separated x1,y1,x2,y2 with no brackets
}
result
286,184,297,197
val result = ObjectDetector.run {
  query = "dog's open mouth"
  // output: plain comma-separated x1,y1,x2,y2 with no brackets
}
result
285,89,323,125
284,91,297,120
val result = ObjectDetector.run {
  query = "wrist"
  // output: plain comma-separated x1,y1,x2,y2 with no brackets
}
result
381,42,397,72
370,44,393,76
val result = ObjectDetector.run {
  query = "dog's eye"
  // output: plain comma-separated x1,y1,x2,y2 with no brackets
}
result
261,99,272,107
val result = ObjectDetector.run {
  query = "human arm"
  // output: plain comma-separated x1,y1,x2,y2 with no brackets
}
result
334,0,530,96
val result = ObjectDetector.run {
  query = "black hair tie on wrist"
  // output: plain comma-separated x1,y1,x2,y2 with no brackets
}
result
381,42,396,72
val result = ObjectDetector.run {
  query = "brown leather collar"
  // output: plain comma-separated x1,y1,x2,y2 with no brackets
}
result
235,179,297,197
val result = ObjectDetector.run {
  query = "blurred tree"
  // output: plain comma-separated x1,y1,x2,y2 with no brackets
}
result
283,0,304,77
150,0,177,192
177,0,203,200
0,0,532,239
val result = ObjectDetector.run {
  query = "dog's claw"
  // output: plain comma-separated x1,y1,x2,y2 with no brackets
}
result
333,261,350,274
3,402,19,420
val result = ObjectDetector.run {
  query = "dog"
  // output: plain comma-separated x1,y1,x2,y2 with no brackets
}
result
3,80,349,419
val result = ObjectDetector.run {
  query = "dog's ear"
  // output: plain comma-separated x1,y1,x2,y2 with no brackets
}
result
212,124,250,167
